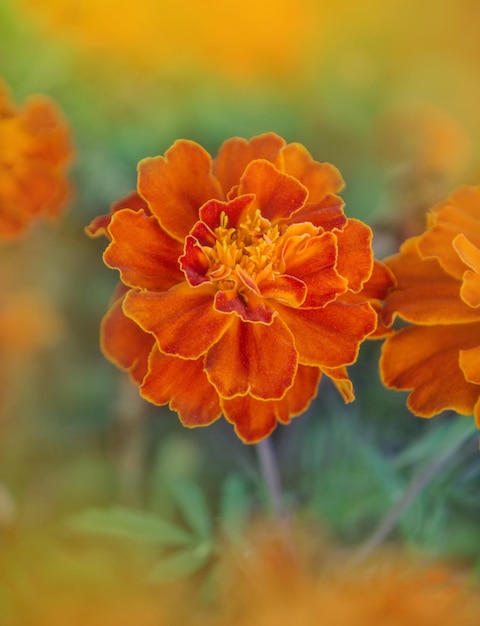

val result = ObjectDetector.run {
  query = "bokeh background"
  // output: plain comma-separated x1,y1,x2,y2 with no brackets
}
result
1,0,480,622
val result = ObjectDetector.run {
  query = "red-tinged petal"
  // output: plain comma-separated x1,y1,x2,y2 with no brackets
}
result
459,345,480,385
221,395,277,443
180,236,211,286
335,219,374,293
382,237,479,326
259,274,307,307
86,213,113,238
381,324,480,418
140,346,221,426
286,193,347,231
214,289,275,323
237,160,308,223
280,142,345,201
276,301,376,368
198,194,254,232
277,363,322,421
221,364,322,442
100,294,155,384
321,366,355,403
111,190,149,214
282,231,348,308
104,208,184,291
124,283,233,359
205,315,297,400
86,191,148,239
138,140,223,242
213,132,285,195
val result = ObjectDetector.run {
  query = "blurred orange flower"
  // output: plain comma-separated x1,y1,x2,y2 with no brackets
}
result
0,79,73,239
381,186,480,426
219,528,480,626
88,133,391,442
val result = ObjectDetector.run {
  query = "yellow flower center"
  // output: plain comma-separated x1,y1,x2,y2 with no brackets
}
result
205,210,282,290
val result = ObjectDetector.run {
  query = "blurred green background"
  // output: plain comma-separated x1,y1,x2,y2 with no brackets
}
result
1,0,479,621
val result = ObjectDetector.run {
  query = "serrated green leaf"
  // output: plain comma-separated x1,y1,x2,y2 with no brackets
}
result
147,542,211,583
170,479,211,540
69,506,193,546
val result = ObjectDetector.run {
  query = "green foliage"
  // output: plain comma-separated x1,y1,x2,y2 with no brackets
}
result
69,506,193,547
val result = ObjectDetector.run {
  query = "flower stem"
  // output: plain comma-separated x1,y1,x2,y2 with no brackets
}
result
256,436,286,520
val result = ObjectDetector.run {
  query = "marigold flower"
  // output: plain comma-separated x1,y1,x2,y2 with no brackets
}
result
88,133,392,442
219,528,480,626
0,79,73,238
380,186,480,426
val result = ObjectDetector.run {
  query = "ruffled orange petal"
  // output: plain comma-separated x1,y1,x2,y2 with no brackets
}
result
197,194,254,234
281,142,345,202
460,270,480,308
205,315,297,400
221,364,321,442
104,208,184,291
334,219,374,293
100,293,154,384
382,237,479,326
123,283,233,359
344,260,395,338
459,345,480,385
214,288,275,323
282,231,348,308
86,191,148,239
381,324,480,417
286,193,347,231
258,274,307,307
360,259,396,301
418,189,480,279
237,160,308,222
276,301,376,368
140,346,221,426
213,132,285,195
138,140,223,242
321,366,355,402
453,234,480,308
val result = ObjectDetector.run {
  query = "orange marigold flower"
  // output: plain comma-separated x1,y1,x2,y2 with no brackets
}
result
88,133,392,443
219,527,480,626
380,186,480,426
0,79,73,238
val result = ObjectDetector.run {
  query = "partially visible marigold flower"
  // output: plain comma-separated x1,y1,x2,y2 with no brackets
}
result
380,186,480,426
88,132,392,443
218,527,480,626
0,79,73,238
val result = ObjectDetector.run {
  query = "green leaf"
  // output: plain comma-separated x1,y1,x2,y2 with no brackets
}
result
69,506,193,546
219,474,251,540
394,419,477,470
147,542,211,583
170,479,211,540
